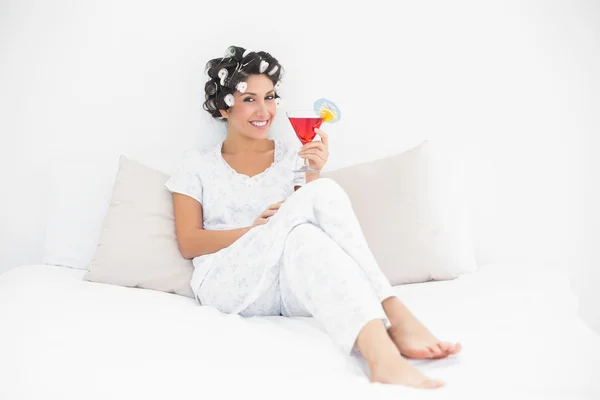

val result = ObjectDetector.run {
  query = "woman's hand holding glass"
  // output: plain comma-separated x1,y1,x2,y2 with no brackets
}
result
298,128,329,172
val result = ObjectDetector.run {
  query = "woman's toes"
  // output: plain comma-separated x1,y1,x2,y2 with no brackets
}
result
422,379,445,389
428,345,444,358
438,342,451,353
440,342,462,357
435,344,451,359
407,347,434,359
424,347,436,359
452,343,463,354
436,343,449,358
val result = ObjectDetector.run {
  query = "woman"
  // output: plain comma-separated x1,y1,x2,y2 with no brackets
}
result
165,45,461,389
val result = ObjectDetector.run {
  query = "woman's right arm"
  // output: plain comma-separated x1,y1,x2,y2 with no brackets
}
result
172,193,251,259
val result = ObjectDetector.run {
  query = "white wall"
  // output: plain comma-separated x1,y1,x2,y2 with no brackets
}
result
1,1,598,330
577,72,600,334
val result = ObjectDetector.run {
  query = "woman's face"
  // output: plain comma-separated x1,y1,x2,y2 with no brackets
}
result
220,74,277,140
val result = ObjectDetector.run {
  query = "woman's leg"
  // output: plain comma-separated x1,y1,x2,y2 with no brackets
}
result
239,277,281,317
287,179,460,360
279,223,444,389
288,179,396,303
196,178,395,316
197,175,460,364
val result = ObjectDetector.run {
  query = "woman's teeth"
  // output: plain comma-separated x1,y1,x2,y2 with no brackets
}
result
250,120,268,127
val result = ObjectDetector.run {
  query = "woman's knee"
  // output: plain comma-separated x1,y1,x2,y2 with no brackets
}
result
310,177,342,192
309,178,350,204
282,224,331,276
287,223,325,247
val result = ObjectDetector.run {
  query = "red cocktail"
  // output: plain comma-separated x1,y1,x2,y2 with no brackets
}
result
288,117,323,144
286,110,323,189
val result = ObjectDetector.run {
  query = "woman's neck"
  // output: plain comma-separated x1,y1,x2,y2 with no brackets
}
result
221,132,273,155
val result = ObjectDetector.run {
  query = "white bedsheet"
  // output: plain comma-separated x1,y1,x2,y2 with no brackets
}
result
0,263,598,400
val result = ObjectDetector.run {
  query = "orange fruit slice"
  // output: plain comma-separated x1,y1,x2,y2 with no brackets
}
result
320,108,335,123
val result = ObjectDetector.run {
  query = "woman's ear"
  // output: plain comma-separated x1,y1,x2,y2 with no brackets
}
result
219,109,228,119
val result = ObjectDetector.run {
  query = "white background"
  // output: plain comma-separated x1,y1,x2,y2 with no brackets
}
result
0,0,598,333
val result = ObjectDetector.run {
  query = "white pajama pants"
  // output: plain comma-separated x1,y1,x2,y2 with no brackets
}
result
196,178,397,354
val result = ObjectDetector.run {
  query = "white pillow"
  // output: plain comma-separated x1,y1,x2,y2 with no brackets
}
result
322,140,478,285
43,154,121,269
82,156,194,297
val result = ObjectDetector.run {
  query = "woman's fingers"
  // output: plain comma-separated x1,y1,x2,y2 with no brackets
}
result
262,209,278,218
257,200,285,224
301,153,325,162
300,142,325,152
314,128,328,146
269,202,283,210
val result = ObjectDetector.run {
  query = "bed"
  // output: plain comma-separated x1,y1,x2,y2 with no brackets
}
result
1,261,598,400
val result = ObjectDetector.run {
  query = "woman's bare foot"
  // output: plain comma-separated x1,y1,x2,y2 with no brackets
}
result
388,324,462,359
356,319,444,389
383,297,462,359
370,353,445,389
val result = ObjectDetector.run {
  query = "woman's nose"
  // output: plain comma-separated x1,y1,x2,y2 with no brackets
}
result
256,100,270,116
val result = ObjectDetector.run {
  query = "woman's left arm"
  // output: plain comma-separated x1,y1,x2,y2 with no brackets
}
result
299,127,329,184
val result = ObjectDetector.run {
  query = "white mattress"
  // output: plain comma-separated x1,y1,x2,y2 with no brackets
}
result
0,263,599,400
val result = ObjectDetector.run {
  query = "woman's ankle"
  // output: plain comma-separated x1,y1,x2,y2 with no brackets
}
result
382,296,416,327
355,319,400,366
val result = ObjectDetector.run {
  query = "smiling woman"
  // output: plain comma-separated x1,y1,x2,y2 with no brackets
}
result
164,44,461,390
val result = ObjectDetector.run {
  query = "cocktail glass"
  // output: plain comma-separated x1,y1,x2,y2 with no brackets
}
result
286,110,323,188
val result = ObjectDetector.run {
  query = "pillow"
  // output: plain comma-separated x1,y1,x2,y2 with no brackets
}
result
322,140,478,285
82,156,194,298
43,154,121,270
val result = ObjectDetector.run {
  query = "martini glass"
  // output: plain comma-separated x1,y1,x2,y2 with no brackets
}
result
286,110,323,189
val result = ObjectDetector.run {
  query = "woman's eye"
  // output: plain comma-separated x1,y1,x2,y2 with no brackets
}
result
243,95,274,102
